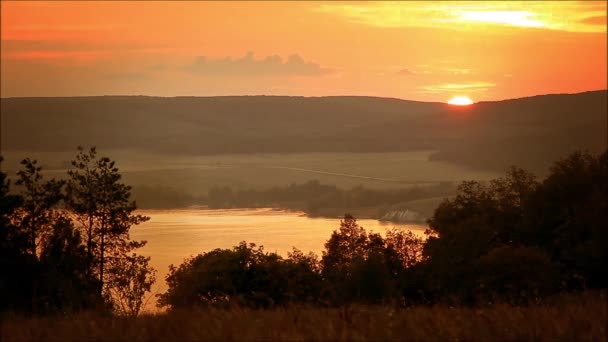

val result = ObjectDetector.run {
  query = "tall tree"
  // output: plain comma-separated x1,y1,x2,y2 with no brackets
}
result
66,147,100,279
66,147,151,299
0,157,32,312
14,158,64,258
12,159,65,313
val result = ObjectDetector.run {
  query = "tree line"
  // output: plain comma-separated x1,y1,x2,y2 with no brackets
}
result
132,180,456,216
158,150,607,309
206,181,455,214
1,149,606,316
0,147,155,316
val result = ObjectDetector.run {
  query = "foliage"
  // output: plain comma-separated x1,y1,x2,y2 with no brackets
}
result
158,242,322,309
422,151,607,304
66,146,152,307
1,149,606,317
526,150,608,289
159,215,424,309
206,180,456,221
106,254,156,316
472,246,561,304
38,215,100,312
0,157,33,313
0,148,154,315
14,158,65,258
160,150,607,310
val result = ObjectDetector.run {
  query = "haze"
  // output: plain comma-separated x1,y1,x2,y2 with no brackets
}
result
0,2,607,335
1,1,606,100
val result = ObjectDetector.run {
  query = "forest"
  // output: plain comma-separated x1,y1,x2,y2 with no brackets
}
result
1,149,606,336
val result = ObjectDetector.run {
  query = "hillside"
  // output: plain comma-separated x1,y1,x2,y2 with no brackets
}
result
1,90,606,173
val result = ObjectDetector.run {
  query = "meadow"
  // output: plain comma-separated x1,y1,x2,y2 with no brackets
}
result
2,292,605,342
1,150,497,221
0,150,499,192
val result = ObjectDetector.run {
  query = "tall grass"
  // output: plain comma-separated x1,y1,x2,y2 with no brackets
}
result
2,292,605,342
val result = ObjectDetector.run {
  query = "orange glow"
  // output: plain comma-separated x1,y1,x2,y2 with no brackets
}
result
448,96,474,106
456,11,544,28
0,1,606,99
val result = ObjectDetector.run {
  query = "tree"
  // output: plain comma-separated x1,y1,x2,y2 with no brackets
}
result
473,246,560,304
9,158,65,313
66,146,100,278
106,254,156,316
420,151,607,303
0,157,33,312
14,158,64,258
422,167,540,300
384,229,424,270
525,150,608,289
285,248,322,304
39,215,99,312
66,146,151,302
321,214,368,281
320,215,425,304
159,242,322,310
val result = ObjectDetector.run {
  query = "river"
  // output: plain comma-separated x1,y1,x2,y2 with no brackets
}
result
130,208,428,311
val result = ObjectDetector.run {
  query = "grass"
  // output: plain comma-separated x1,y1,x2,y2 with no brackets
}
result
2,292,605,342
3,150,500,194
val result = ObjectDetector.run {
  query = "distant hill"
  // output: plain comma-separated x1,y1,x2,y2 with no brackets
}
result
1,90,606,173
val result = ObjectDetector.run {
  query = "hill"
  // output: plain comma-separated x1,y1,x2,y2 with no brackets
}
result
1,90,606,173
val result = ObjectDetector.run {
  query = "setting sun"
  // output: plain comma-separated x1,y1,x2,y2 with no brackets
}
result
448,96,474,106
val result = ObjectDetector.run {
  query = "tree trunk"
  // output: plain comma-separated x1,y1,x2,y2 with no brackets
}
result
87,213,93,278
30,213,37,314
99,218,105,298
30,214,37,258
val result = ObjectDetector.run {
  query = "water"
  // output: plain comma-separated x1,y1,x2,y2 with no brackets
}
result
130,208,428,310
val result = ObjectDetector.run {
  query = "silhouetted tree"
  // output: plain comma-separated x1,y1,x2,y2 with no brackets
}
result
39,215,100,312
159,242,324,309
285,248,322,303
10,159,65,313
66,147,151,303
106,254,156,316
472,246,560,304
320,215,424,304
525,150,608,289
14,158,65,258
0,157,32,313
421,151,607,303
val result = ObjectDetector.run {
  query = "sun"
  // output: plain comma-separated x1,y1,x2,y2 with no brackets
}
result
448,96,474,106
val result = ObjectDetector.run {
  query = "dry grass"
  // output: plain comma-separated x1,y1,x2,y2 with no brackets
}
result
2,292,605,342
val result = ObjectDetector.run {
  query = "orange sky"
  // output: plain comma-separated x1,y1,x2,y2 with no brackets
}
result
1,1,606,101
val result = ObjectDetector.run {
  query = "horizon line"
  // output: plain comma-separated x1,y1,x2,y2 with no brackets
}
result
1,88,606,104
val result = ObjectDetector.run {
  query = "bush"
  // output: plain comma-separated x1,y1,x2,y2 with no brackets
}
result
473,246,561,304
158,242,321,309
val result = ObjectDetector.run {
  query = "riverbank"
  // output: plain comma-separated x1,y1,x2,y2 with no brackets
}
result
136,202,439,225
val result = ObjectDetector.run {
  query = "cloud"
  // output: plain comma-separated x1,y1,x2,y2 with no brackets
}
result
0,39,170,61
397,66,471,77
578,15,607,26
186,52,331,77
420,82,496,93
397,68,416,76
316,2,607,33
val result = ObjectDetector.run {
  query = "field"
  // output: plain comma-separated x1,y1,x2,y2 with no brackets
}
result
2,150,499,196
2,292,605,342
